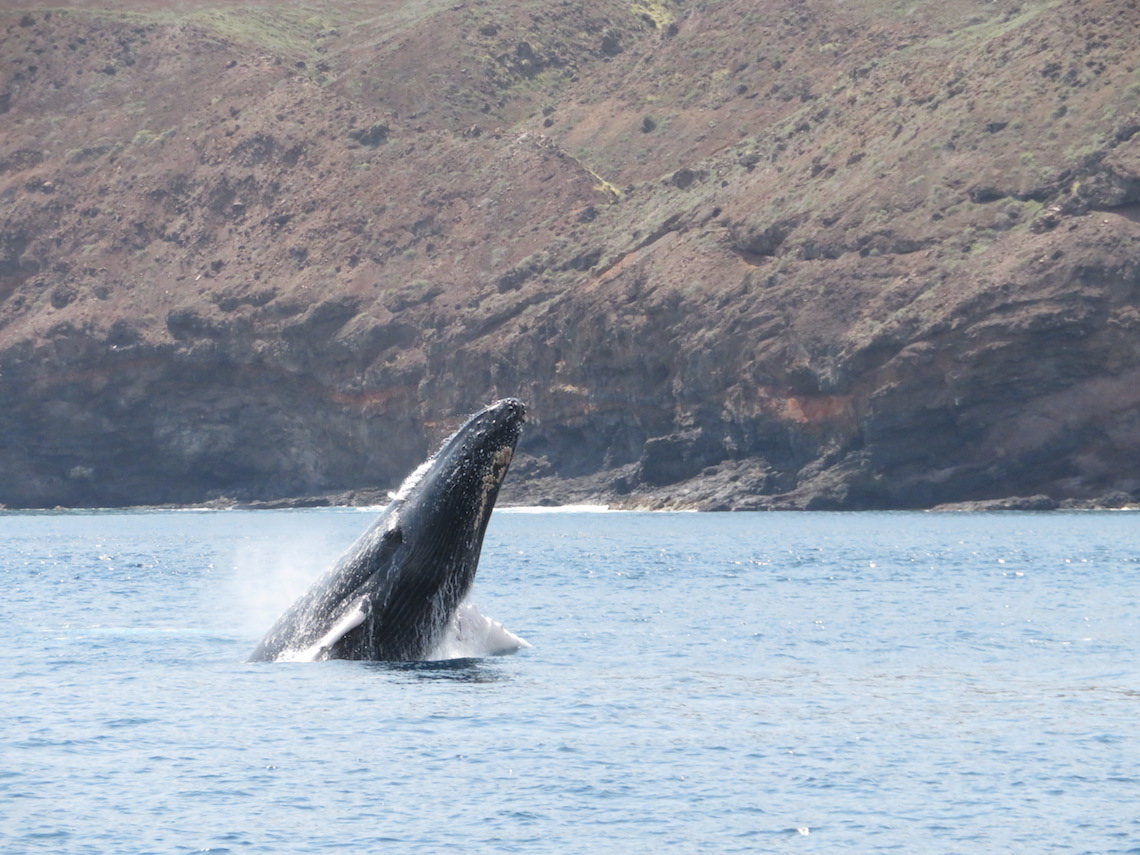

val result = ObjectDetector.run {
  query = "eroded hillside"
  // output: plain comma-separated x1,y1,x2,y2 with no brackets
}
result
1,0,1138,508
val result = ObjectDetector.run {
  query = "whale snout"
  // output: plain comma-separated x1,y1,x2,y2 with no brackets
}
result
492,397,526,424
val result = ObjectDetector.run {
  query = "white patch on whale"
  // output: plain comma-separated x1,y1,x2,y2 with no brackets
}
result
278,595,371,662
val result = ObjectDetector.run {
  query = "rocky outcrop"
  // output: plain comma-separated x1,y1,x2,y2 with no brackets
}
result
1,0,1139,509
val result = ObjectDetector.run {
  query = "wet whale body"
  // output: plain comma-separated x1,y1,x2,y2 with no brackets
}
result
249,398,527,663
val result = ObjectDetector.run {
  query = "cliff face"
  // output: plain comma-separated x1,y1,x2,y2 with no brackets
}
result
2,0,1139,509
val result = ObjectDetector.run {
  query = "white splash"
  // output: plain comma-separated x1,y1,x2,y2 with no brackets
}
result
225,528,342,641
389,455,437,502
426,602,531,660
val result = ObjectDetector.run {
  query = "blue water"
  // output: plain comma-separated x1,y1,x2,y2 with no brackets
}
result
2,508,1138,854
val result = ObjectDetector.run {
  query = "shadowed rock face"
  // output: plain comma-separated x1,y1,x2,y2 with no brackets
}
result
1,0,1139,510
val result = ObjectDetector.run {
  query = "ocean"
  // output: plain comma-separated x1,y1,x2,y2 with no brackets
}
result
2,508,1138,853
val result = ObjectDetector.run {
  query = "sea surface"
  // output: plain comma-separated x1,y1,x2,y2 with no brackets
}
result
1,508,1138,854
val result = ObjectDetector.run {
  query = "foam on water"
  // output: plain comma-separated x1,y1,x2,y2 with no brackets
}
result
499,504,613,514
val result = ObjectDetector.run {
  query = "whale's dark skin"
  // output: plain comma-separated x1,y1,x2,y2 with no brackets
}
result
249,398,526,662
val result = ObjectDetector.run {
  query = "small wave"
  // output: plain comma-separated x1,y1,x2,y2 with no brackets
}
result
367,657,509,683
499,504,613,514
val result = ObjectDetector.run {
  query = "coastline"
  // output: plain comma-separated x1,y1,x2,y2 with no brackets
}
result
2,489,1136,514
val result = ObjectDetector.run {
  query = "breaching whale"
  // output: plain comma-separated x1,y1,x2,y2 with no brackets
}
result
249,398,527,662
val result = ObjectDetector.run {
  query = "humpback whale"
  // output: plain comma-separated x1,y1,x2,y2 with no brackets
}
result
249,398,527,662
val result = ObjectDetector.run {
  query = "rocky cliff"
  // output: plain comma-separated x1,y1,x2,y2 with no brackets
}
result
2,0,1138,509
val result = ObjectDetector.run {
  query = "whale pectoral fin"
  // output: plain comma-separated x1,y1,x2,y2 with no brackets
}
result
308,595,371,660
